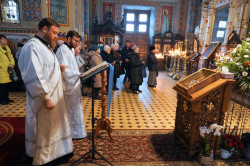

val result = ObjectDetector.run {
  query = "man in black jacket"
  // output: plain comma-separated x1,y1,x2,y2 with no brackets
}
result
121,40,131,83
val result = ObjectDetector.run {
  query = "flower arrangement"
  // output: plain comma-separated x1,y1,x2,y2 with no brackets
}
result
216,40,250,91
199,124,223,157
220,134,243,152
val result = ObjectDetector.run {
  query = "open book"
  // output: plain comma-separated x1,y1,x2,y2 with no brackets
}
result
74,61,109,85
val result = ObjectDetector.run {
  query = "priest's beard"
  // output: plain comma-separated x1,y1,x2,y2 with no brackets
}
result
44,34,57,50
69,40,75,49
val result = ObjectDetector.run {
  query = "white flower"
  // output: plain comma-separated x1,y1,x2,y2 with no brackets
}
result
240,65,244,69
246,49,249,52
225,56,230,60
209,124,218,132
235,57,240,61
232,48,236,53
246,38,250,42
215,125,223,132
236,63,240,65
214,131,221,136
242,71,248,77
244,55,249,58
237,44,242,48
200,126,208,138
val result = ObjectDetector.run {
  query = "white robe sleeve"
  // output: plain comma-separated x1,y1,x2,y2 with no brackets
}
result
18,42,50,99
75,55,86,68
56,46,81,86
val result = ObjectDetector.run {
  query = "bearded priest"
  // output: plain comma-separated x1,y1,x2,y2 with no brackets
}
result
18,18,73,165
56,30,87,139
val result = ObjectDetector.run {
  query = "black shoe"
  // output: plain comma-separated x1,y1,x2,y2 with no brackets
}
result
137,89,142,93
115,87,119,90
7,99,14,102
148,85,152,87
0,100,9,105
132,90,138,94
112,87,116,91
94,96,101,100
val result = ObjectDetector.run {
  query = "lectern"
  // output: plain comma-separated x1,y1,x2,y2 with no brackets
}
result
173,69,235,156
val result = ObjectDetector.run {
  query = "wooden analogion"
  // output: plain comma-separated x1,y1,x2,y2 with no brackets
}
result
173,69,235,156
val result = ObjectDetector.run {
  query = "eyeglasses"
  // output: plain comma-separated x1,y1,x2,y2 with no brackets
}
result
72,38,81,44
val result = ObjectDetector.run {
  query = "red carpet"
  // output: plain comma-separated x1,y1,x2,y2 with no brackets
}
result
0,117,25,166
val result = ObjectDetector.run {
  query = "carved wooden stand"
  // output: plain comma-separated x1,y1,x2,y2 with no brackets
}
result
94,71,114,141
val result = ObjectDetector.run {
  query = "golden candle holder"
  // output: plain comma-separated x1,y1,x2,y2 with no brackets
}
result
170,55,177,77
168,55,173,75
180,56,188,80
165,54,169,71
173,55,181,80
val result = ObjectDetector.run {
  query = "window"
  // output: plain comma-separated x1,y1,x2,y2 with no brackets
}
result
218,21,227,28
0,0,20,23
126,13,134,21
216,31,225,38
126,24,134,31
139,24,146,32
139,14,147,22
125,10,150,33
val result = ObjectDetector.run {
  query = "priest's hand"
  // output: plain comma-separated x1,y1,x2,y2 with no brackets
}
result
60,65,66,72
45,99,55,110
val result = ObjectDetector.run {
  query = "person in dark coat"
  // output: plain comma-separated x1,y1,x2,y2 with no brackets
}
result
101,45,114,64
101,45,114,92
147,46,158,87
111,44,122,90
130,46,144,94
121,41,131,83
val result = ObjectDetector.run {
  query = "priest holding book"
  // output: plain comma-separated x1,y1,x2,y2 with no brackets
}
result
56,30,87,139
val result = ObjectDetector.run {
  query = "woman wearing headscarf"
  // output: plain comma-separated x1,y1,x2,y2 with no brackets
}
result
101,45,115,92
129,46,144,94
147,46,158,87
88,44,102,99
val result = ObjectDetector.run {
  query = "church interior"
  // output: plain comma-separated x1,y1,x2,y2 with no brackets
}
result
1,0,250,165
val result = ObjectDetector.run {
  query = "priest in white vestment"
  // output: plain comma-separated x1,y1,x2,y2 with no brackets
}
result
18,18,73,165
56,30,87,139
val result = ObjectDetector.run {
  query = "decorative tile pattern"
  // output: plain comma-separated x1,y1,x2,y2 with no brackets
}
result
22,0,42,22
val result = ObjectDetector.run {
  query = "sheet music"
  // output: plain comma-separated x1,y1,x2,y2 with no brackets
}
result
74,61,109,85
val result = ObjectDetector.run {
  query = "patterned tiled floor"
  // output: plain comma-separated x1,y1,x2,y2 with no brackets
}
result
0,71,250,131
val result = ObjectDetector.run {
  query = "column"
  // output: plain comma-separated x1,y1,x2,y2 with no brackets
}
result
201,0,217,53
198,0,209,53
221,0,239,54
239,0,248,40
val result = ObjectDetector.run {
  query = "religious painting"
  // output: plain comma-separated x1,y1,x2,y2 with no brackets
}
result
164,44,171,53
103,2,115,22
154,44,161,52
160,6,173,34
1,0,20,23
48,0,69,26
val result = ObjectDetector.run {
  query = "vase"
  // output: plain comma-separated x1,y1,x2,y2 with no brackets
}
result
220,148,233,159
243,146,250,159
198,154,211,165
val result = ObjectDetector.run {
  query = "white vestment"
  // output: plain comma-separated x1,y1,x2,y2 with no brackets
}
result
56,44,87,139
18,38,73,165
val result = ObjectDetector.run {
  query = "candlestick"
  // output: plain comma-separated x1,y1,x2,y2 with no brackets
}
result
173,55,181,80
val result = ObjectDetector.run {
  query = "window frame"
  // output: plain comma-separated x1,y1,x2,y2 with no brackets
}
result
124,9,150,34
